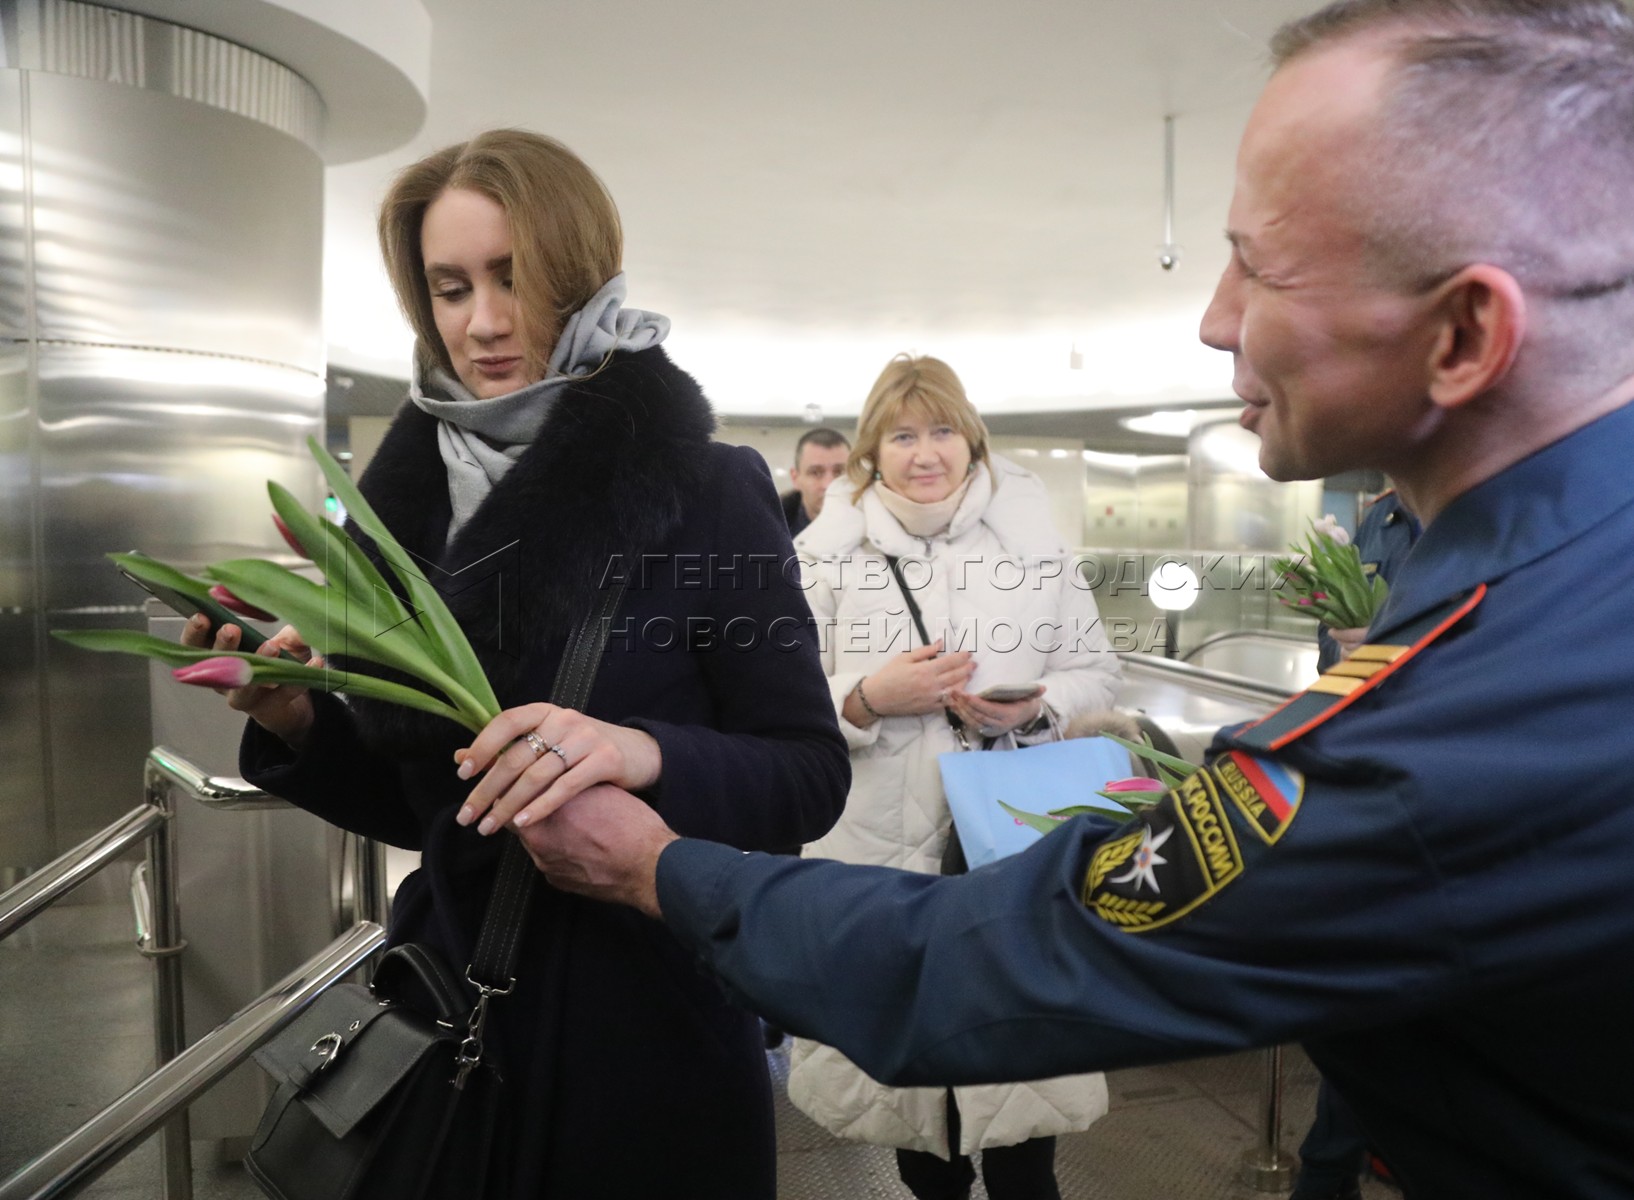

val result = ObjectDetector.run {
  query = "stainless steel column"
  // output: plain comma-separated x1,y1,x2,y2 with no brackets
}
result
0,0,324,868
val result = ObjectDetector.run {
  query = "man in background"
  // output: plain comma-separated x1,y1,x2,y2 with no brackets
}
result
1316,486,1422,675
781,427,850,536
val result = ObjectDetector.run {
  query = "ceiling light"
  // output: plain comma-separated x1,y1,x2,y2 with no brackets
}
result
1149,561,1200,612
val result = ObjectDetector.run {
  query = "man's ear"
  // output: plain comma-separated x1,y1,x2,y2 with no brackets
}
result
1425,265,1526,409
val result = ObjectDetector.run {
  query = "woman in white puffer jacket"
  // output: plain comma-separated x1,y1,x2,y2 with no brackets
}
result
788,354,1120,1200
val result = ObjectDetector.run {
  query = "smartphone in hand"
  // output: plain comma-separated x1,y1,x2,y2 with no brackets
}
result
118,553,276,653
978,682,1044,704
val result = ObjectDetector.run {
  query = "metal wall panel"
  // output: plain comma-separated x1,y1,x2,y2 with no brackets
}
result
0,66,25,338
27,73,323,371
0,610,49,872
1187,419,1320,553
40,605,149,848
0,342,31,609
0,340,42,871
36,343,323,610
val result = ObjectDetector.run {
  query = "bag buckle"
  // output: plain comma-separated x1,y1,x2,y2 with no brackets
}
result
310,1032,344,1071
453,972,515,1090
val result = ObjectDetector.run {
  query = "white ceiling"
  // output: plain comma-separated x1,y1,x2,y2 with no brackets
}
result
321,0,1321,420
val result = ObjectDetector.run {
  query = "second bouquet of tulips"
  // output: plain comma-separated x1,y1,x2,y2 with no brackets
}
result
53,438,501,733
1273,514,1388,631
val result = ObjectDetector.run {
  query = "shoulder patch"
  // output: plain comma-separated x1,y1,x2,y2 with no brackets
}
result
1083,767,1243,931
1234,584,1486,753
1082,750,1307,931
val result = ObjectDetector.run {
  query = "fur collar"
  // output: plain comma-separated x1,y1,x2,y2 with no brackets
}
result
342,346,715,751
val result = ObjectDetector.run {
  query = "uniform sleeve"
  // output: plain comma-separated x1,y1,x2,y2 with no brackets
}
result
626,445,851,852
239,693,424,849
655,749,1465,1088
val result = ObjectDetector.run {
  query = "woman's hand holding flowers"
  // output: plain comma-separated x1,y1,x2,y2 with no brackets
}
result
179,615,321,749
454,703,663,836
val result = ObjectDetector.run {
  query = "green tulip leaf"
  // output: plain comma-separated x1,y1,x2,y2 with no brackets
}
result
1098,731,1197,778
998,800,1068,837
202,557,490,729
50,628,478,730
306,437,500,717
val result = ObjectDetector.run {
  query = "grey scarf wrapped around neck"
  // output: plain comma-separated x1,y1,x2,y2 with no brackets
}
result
408,272,670,540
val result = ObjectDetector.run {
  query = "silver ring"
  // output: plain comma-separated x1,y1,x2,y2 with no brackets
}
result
523,731,549,759
547,742,569,766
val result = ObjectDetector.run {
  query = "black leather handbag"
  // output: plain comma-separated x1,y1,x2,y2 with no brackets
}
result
244,581,626,1200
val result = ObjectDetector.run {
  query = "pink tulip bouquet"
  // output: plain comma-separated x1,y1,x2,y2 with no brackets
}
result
52,438,501,733
1273,514,1388,631
998,732,1197,834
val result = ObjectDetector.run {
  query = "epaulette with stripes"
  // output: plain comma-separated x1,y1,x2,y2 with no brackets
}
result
1234,585,1486,754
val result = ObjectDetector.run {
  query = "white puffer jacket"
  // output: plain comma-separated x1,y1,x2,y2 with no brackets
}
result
787,455,1118,1159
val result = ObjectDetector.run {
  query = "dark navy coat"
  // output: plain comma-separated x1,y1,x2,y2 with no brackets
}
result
657,400,1634,1200
243,347,849,1199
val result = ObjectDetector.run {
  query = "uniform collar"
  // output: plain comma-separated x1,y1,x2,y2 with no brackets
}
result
1373,398,1634,638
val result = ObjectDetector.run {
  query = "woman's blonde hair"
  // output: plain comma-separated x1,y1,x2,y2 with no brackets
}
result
847,354,990,494
378,128,623,382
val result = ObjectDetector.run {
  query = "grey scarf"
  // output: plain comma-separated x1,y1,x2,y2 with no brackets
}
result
409,272,670,539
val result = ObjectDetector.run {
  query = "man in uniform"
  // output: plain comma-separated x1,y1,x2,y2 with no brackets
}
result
505,2,1634,1195
1316,488,1421,675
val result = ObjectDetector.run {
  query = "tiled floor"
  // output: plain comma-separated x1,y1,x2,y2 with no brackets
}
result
1,886,1398,1199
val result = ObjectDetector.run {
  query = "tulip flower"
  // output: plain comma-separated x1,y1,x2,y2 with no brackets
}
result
272,513,309,559
52,438,502,734
1103,777,1164,793
209,584,276,621
173,656,254,688
1312,512,1352,546
1273,519,1387,631
1000,736,1199,833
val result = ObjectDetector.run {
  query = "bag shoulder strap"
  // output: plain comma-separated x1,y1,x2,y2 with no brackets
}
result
883,555,933,648
883,554,980,752
469,576,629,992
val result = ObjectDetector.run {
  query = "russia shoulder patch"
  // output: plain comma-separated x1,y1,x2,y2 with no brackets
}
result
1212,751,1304,845
1081,768,1246,932
1081,752,1305,932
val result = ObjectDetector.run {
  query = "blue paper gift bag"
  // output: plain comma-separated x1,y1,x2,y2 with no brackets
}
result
939,738,1137,869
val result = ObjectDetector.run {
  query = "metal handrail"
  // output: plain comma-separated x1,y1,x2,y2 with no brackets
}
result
1180,626,1315,665
1117,652,1296,1189
1119,650,1295,704
144,745,287,810
0,745,388,1200
0,805,168,942
0,922,385,1200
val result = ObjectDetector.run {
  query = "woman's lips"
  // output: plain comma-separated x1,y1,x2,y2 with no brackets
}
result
474,356,520,377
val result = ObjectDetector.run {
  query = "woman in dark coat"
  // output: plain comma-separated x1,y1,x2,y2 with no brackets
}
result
184,129,849,1198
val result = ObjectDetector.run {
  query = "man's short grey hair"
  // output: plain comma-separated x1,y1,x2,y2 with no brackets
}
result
1270,0,1634,377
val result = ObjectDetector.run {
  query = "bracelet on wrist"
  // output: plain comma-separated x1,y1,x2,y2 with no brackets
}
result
1015,707,1050,737
854,678,884,722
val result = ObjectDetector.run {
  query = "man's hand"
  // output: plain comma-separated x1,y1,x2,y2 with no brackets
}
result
1330,626,1369,659
514,784,679,918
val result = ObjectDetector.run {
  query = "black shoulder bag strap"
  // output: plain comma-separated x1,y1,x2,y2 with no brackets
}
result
883,554,977,752
451,576,628,1088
